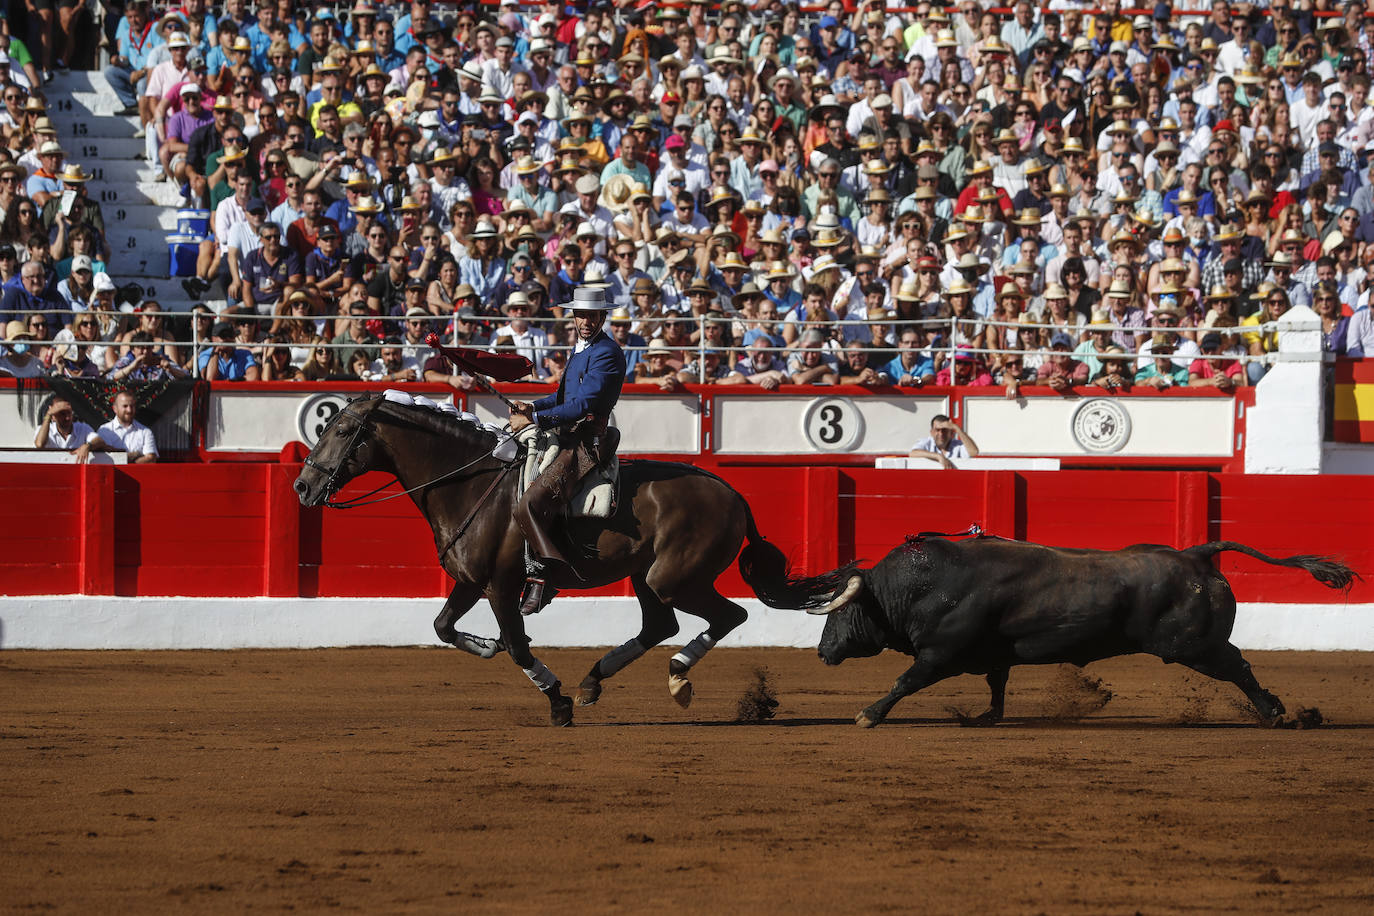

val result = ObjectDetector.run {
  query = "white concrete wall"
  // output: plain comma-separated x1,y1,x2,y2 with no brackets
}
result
0,596,1368,652
1245,305,1325,474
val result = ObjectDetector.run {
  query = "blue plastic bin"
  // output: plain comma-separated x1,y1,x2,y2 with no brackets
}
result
166,234,203,277
176,209,211,236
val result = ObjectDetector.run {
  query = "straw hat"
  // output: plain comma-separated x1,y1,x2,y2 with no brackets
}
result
894,278,921,302
1106,280,1133,298
764,260,793,281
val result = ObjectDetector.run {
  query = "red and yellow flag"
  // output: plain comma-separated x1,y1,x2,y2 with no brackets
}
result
1333,359,1374,442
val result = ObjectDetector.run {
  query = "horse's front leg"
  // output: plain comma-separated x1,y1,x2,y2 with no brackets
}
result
434,580,504,658
488,580,574,727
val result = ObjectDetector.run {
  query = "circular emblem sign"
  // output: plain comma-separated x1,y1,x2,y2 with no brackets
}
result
1071,398,1132,453
802,397,864,452
296,393,350,447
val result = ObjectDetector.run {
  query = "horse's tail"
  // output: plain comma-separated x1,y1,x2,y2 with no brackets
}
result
738,505,859,610
1185,541,1359,592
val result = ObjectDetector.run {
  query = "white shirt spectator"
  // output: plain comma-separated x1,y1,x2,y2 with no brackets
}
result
98,417,159,457
490,324,550,377
37,418,96,449
367,354,423,379
910,434,969,458
214,195,248,255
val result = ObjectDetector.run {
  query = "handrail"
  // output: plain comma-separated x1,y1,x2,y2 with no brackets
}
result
36,307,1312,385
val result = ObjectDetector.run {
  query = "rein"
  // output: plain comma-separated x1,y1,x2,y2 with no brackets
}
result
318,449,501,509
304,396,515,511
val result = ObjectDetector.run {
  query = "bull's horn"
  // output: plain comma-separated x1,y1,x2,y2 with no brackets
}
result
809,575,863,615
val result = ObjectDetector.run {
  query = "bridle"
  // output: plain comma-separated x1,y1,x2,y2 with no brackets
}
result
303,397,515,512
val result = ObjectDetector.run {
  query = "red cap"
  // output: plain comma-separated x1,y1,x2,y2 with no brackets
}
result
662,91,681,103
664,134,685,149
1214,119,1235,134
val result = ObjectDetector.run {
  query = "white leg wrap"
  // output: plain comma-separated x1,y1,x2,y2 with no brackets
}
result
599,638,646,677
671,632,717,670
523,660,558,692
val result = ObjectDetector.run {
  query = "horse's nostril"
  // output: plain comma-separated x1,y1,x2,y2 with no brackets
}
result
293,479,307,496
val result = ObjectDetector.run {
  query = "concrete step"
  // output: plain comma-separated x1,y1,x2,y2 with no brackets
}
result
70,91,133,118
64,136,145,162
45,70,117,95
73,158,158,186
135,180,190,208
48,112,140,140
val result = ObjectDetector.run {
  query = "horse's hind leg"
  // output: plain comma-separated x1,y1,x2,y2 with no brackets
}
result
663,586,749,709
434,581,504,659
577,573,678,707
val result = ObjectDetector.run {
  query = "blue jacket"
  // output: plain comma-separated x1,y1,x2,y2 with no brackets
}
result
533,331,625,430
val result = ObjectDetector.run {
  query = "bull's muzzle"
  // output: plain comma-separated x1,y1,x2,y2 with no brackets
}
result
810,575,863,615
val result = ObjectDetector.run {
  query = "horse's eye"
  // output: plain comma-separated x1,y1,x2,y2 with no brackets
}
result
335,423,352,436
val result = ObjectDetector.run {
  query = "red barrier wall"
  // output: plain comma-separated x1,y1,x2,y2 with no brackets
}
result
5,464,1369,604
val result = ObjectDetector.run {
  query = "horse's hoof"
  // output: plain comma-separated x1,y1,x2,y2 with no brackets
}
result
549,696,574,727
668,673,693,708
576,679,602,707
855,710,880,728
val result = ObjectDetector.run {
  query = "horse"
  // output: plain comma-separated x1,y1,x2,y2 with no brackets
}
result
292,394,848,726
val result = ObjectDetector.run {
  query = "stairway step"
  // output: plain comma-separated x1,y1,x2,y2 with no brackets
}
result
134,180,190,208
70,91,134,118
48,111,139,140
44,70,117,95
66,136,145,161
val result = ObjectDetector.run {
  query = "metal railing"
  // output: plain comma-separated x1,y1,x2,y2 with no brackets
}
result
27,307,1310,386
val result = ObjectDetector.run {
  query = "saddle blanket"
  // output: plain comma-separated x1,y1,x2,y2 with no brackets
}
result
514,425,618,518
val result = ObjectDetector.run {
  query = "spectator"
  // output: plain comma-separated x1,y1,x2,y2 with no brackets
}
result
97,391,159,463
935,348,994,386
199,321,261,380
489,291,548,377
368,336,422,382
331,300,380,363
1037,332,1091,391
909,414,980,469
1,259,62,329
0,318,42,377
787,329,839,385
34,397,107,462
1189,331,1245,391
1136,338,1190,389
238,221,302,316
109,331,188,383
1090,345,1134,391
882,327,936,387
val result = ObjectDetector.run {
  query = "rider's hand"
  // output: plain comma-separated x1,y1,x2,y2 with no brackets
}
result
510,400,534,416
509,411,532,433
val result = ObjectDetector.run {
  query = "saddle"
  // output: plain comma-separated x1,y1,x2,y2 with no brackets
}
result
516,423,621,519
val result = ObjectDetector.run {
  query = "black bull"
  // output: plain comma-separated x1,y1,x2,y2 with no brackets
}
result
800,537,1356,728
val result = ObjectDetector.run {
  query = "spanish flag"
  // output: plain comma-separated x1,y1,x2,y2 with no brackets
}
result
1334,359,1374,442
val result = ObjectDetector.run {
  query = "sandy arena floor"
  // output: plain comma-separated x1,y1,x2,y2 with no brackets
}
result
3,647,1373,912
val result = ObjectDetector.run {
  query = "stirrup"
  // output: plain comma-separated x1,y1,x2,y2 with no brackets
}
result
520,577,548,616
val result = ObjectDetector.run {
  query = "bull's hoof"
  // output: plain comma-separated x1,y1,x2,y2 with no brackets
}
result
576,678,602,707
668,673,693,708
855,709,880,728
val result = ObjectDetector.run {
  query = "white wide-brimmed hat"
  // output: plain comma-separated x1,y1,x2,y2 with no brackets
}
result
566,286,611,311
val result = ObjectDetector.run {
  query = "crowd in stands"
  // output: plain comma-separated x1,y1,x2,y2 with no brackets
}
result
4,0,1374,397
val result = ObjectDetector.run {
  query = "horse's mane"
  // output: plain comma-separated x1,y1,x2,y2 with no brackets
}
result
364,393,499,446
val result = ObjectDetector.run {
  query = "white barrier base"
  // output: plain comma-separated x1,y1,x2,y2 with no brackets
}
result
0,597,1369,652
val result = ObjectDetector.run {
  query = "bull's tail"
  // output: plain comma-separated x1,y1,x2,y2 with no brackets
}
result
1187,541,1359,592
737,505,859,610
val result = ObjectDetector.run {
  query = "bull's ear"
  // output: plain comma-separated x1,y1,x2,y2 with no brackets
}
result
809,575,864,615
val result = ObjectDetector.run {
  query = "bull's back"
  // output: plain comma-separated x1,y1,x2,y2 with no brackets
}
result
877,538,1228,664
